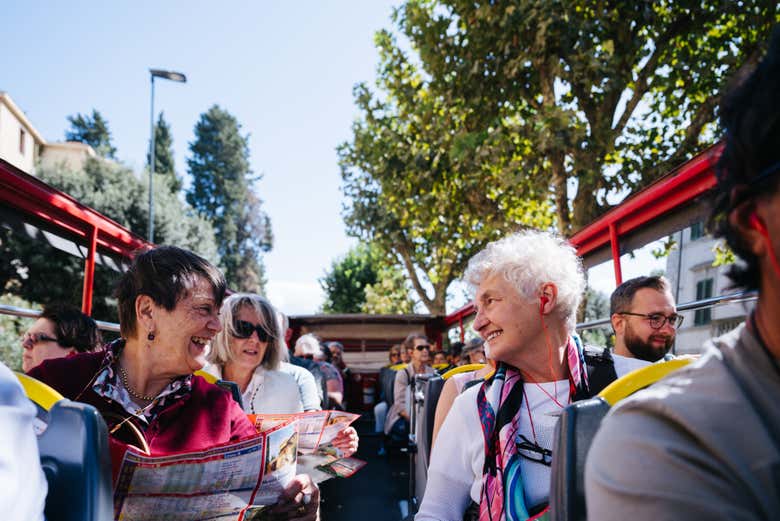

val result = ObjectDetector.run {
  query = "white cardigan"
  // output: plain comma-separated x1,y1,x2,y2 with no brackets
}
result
203,363,304,415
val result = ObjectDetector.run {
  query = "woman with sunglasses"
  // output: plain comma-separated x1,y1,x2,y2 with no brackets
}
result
384,333,436,438
205,293,304,414
207,294,359,455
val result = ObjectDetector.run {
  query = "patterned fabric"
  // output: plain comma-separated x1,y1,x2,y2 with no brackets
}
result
92,338,193,422
477,336,589,521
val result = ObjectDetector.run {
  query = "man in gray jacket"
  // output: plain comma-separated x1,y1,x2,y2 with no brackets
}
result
585,27,780,520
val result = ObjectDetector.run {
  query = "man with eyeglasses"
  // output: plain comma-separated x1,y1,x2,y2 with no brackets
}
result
610,275,681,365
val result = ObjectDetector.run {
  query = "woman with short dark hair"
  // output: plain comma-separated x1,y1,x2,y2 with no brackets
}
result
21,303,102,373
29,246,319,520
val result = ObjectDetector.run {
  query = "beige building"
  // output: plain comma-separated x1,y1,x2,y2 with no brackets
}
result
0,92,46,173
666,221,755,355
0,92,95,175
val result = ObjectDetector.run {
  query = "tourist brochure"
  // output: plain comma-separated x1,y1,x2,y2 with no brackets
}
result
315,456,367,478
113,419,297,521
252,409,360,454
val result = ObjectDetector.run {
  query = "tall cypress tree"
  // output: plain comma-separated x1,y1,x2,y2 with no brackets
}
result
186,105,272,292
65,109,117,159
146,112,181,193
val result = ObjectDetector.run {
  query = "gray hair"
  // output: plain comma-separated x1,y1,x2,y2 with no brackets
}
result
294,333,322,357
208,293,283,370
463,230,585,329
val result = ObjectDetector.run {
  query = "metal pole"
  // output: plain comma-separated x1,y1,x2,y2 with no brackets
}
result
148,75,156,243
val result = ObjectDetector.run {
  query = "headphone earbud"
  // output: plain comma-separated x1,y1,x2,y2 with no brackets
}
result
749,212,768,236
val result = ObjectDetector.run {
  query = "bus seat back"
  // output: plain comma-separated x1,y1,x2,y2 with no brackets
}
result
39,399,113,521
419,376,444,466
381,367,399,408
549,397,610,521
216,380,244,410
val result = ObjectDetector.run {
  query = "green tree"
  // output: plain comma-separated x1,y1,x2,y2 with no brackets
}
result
395,0,778,232
320,244,415,314
146,112,182,193
339,30,554,314
580,287,612,347
186,105,273,292
65,109,117,159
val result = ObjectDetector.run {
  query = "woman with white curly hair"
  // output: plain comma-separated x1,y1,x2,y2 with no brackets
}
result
418,229,599,521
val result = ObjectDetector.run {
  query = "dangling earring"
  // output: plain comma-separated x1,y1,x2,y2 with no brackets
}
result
148,331,155,341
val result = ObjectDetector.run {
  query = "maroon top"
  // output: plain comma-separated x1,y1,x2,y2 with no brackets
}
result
29,350,257,455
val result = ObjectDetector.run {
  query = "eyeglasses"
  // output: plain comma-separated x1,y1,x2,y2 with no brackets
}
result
515,434,553,467
22,332,58,346
618,312,684,329
415,344,431,351
232,320,270,342
390,352,401,358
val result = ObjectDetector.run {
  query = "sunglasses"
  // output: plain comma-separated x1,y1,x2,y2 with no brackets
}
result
22,332,58,346
300,354,314,360
415,344,431,351
515,434,553,467
232,320,270,342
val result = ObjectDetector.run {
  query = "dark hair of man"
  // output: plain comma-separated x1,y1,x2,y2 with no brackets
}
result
710,26,780,290
41,303,102,353
403,332,429,351
610,276,672,316
115,245,227,338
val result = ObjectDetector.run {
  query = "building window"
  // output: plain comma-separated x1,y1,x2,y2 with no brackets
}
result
694,278,714,325
19,128,26,154
690,221,704,241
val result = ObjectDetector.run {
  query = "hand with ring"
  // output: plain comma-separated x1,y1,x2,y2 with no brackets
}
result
267,473,319,520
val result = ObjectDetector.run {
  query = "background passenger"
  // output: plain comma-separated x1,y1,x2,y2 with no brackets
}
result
585,28,780,520
276,311,323,412
383,333,435,439
374,344,402,455
460,337,486,365
296,334,344,408
205,293,303,414
21,303,102,373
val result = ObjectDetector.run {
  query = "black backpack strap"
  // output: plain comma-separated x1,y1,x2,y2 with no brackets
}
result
583,345,618,397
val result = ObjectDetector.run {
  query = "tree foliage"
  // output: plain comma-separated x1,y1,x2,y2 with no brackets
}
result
186,105,273,293
340,0,777,313
65,109,117,159
320,244,415,314
146,112,182,193
395,0,778,231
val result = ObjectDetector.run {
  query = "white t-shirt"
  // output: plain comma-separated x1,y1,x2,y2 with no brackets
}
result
611,353,651,377
203,364,303,414
417,358,647,520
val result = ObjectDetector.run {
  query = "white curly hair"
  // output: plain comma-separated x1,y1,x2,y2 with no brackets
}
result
463,229,585,329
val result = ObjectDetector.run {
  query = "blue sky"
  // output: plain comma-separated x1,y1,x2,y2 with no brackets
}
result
2,1,403,314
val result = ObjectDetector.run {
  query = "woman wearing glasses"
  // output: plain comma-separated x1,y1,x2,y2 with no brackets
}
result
384,333,435,438
205,293,303,414
206,294,359,454
21,303,102,373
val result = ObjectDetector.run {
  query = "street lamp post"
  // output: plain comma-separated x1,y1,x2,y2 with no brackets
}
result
148,68,186,243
